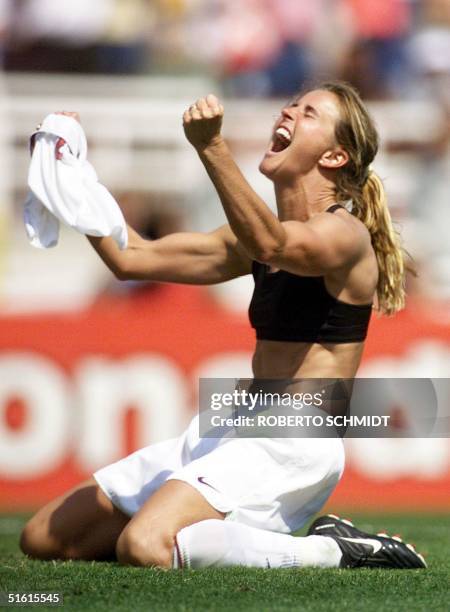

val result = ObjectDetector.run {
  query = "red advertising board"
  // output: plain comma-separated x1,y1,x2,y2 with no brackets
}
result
0,284,449,511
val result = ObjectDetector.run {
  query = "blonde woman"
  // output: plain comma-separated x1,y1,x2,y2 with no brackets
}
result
21,82,425,570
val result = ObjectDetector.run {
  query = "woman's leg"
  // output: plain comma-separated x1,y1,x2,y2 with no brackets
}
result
112,480,342,570
115,479,225,568
20,477,129,560
175,520,342,569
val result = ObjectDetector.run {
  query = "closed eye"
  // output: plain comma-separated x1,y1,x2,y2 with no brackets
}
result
304,104,319,118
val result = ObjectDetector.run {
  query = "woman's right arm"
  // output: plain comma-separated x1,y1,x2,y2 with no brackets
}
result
52,111,251,285
87,223,252,285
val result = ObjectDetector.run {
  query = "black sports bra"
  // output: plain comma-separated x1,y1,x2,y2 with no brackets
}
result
248,204,372,343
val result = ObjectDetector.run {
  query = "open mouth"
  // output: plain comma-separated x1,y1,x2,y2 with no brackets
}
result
270,126,292,153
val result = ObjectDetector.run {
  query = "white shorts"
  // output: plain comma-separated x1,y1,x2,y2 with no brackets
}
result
94,414,345,534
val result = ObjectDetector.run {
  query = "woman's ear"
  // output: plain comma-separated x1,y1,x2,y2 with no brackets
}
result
319,147,349,169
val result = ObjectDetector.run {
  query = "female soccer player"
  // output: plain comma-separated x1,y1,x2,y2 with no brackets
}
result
20,82,426,570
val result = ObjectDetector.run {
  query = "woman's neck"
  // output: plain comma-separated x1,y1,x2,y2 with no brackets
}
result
274,174,337,222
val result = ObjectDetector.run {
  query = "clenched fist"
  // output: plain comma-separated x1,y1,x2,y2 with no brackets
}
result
31,111,81,158
183,94,224,150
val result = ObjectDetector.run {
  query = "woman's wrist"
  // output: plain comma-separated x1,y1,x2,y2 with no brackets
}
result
196,135,227,156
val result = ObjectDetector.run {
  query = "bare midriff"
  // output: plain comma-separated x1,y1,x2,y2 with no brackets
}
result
252,339,365,379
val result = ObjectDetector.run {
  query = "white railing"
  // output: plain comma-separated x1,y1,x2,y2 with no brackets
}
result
3,73,444,196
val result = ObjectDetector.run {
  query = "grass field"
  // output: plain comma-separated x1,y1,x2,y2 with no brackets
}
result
0,513,448,612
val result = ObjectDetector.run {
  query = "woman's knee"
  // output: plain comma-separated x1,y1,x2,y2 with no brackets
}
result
20,516,62,560
22,479,128,561
116,524,174,568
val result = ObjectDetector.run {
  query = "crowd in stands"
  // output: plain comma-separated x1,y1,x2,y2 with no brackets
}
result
0,0,448,101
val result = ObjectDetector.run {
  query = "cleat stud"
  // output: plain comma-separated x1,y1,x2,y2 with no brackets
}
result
406,543,416,552
377,532,389,537
392,536,403,542
342,519,354,526
328,514,340,520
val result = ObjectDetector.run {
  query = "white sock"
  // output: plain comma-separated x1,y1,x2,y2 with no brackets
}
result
174,519,342,569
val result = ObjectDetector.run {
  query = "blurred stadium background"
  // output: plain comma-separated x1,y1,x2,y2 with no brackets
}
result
0,0,449,514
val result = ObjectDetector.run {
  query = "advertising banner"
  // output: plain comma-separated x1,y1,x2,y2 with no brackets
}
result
0,285,449,511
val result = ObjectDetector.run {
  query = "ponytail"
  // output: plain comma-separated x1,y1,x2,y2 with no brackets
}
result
314,81,410,315
352,171,406,315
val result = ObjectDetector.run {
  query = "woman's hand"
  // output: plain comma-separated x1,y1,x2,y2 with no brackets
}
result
53,111,80,159
32,110,81,157
55,111,81,123
183,94,224,151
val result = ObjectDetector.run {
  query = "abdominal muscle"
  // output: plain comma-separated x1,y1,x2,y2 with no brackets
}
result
252,339,365,379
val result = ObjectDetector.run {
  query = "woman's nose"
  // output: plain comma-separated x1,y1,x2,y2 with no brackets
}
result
281,106,295,120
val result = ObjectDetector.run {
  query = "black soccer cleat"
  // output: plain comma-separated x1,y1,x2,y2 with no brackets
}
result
307,514,427,569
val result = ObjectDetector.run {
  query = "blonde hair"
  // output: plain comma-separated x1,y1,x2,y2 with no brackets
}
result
317,81,407,315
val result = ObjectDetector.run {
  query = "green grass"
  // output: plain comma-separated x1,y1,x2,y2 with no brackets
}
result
0,513,448,612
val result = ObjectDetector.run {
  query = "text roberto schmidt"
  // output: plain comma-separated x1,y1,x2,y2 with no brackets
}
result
210,414,390,428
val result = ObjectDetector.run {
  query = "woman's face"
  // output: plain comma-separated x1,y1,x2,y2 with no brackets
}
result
259,89,343,182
